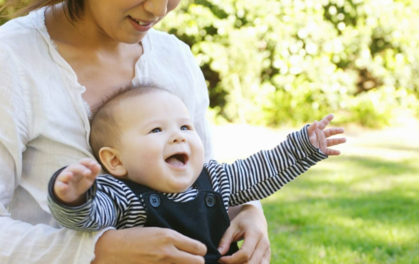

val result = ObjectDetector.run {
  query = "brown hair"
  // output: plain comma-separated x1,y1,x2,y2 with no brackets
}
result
0,0,84,21
89,83,170,169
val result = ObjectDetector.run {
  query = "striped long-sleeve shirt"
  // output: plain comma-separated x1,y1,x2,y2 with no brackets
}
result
48,126,327,231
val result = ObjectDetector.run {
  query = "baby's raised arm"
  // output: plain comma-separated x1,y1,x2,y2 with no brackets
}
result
53,158,101,206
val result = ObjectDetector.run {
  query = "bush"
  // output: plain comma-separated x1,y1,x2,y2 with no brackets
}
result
157,0,419,127
2,0,418,127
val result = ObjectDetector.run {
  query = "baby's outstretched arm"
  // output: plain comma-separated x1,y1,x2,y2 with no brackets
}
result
307,114,346,156
54,158,101,206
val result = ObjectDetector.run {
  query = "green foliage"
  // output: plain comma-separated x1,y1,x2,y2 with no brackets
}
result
2,0,418,127
157,0,419,127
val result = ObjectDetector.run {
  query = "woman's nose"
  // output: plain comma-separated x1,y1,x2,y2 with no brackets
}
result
143,0,169,18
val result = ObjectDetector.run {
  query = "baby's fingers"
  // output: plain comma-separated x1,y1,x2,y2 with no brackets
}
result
324,127,345,137
325,148,341,156
317,114,334,130
78,158,101,179
85,162,101,181
79,158,100,169
64,164,94,182
327,137,346,147
57,170,74,184
307,121,318,135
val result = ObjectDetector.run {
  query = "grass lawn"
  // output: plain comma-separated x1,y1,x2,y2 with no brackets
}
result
213,122,419,264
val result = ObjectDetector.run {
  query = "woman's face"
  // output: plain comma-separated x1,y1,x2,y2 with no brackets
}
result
83,0,181,44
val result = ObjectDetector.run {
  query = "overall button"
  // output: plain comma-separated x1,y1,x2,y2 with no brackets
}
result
149,194,160,208
205,193,216,208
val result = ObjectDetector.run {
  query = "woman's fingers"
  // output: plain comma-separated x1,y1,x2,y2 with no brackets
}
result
219,232,269,264
217,225,236,255
172,231,207,257
224,230,259,263
219,204,270,264
92,227,206,264
172,250,205,264
247,234,270,264
161,230,206,264
260,246,271,264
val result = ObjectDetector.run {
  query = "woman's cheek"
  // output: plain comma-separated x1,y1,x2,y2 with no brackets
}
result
167,0,182,13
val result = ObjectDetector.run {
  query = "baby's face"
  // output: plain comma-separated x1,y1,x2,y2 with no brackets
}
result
115,91,205,193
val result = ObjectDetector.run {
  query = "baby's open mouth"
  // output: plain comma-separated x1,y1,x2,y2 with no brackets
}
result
165,153,188,167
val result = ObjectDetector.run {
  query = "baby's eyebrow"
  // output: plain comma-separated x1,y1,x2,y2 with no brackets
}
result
177,117,193,123
138,119,164,130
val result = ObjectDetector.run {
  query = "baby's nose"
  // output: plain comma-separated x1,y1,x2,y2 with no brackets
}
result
171,132,186,143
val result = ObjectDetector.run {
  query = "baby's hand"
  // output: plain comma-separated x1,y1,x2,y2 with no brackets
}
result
54,158,101,206
307,114,346,156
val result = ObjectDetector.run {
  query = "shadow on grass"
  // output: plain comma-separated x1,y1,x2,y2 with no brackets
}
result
264,192,419,263
290,156,419,188
262,155,419,263
359,143,419,153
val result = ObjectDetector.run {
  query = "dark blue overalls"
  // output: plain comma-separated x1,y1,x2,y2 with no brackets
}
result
120,168,239,263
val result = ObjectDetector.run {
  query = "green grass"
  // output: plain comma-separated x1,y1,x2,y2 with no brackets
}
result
262,154,419,264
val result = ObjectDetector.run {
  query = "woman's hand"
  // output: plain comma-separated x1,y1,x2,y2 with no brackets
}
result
92,227,207,264
218,204,271,264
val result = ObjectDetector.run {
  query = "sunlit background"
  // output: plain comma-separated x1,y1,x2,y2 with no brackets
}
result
159,1,419,263
1,0,418,263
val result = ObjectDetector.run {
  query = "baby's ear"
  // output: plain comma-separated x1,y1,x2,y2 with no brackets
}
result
99,147,127,177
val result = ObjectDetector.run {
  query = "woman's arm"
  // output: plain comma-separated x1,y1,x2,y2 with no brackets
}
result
0,216,112,263
0,45,111,263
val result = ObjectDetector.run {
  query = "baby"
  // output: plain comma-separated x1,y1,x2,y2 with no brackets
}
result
48,84,346,263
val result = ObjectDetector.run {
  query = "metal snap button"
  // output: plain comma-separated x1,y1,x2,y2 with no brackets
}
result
205,193,216,208
149,194,160,208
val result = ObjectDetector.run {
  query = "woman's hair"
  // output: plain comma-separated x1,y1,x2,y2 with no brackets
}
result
0,0,84,21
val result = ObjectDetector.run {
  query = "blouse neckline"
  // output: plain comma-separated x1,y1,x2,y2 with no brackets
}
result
29,7,152,114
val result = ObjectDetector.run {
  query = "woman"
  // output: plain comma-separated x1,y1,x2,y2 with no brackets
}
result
0,0,270,263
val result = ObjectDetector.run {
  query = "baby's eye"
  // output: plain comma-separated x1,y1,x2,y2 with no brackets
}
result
150,128,162,133
180,125,191,131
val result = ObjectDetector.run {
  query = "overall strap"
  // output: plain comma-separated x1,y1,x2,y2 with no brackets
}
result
195,167,214,191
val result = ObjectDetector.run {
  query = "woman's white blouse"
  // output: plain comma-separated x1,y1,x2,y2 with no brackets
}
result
0,8,213,264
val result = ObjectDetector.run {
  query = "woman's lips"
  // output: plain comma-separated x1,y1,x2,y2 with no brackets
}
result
128,16,155,32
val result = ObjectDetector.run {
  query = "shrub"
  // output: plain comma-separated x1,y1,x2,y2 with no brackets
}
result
157,0,419,127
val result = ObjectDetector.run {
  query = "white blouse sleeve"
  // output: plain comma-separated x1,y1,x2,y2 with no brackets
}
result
0,42,110,264
182,44,214,162
179,43,264,210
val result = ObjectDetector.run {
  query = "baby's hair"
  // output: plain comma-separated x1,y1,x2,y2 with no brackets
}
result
89,82,171,169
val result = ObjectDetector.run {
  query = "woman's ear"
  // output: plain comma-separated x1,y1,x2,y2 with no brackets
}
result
99,147,128,177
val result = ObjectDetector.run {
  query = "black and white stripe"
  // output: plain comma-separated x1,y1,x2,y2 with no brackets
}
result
48,126,327,231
